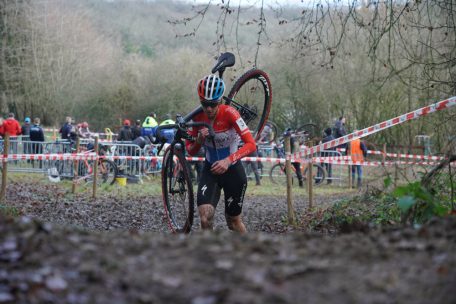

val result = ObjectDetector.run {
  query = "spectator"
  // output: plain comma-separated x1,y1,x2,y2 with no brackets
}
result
350,135,368,189
78,122,93,139
333,116,347,138
291,136,304,188
320,128,336,184
118,119,133,142
3,113,22,136
3,113,22,156
59,116,73,140
29,118,45,168
284,128,304,188
333,116,347,152
160,114,174,126
0,118,4,138
21,117,32,155
258,123,272,144
141,112,158,139
68,124,78,145
244,149,261,186
257,123,273,159
158,115,175,144
21,117,31,137
132,120,141,140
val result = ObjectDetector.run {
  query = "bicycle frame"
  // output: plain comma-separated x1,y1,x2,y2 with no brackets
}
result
72,147,117,185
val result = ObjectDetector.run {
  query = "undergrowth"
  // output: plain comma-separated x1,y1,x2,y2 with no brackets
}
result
305,173,455,233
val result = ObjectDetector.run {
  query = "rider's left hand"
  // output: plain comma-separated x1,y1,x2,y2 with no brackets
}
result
211,158,232,175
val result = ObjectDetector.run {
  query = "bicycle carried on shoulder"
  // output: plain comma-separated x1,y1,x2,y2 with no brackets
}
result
156,52,272,233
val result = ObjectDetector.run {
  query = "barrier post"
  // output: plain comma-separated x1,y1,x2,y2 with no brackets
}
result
92,137,99,198
382,143,387,165
52,126,57,141
307,158,313,209
394,163,399,187
0,133,9,202
284,135,296,225
71,138,80,194
347,142,352,189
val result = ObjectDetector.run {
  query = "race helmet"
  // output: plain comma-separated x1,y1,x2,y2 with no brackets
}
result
197,74,225,102
81,122,88,128
123,119,131,126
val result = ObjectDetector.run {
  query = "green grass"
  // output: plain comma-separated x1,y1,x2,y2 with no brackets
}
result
0,204,20,217
3,171,356,199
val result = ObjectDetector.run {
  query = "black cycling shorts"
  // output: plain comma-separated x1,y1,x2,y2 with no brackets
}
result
197,161,247,217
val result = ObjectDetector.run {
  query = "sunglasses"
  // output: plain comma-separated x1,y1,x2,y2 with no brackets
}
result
201,100,220,108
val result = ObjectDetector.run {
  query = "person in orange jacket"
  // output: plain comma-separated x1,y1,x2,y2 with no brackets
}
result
350,135,367,188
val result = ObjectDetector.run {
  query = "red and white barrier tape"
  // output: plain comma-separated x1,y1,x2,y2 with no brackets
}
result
0,154,287,163
43,128,117,137
2,153,452,168
366,150,446,161
296,96,456,159
336,148,447,161
316,158,440,167
318,160,438,167
1,153,97,161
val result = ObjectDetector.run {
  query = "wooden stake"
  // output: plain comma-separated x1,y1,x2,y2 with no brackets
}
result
71,137,80,194
307,160,313,209
0,133,9,202
92,137,99,198
382,143,387,165
347,142,352,189
284,136,296,225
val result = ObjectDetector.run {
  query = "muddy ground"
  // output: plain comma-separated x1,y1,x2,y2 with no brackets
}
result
1,181,455,303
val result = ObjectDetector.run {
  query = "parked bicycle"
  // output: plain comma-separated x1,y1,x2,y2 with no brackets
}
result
156,52,272,233
142,144,162,177
48,143,118,186
269,129,326,186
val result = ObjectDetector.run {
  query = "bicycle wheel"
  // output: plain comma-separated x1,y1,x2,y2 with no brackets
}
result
227,69,272,140
162,145,194,233
303,163,326,186
296,123,319,142
259,121,278,145
97,159,118,185
269,163,288,185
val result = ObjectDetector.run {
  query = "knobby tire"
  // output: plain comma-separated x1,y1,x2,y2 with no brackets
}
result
161,146,194,233
227,69,272,140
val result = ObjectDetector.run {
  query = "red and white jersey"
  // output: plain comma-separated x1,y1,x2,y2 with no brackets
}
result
186,105,256,164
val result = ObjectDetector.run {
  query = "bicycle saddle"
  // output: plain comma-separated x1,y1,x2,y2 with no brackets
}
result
211,52,235,74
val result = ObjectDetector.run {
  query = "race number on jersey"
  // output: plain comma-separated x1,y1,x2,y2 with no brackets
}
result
235,117,248,132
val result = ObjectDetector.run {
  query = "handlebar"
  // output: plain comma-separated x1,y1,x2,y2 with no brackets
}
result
155,119,216,156
155,120,215,142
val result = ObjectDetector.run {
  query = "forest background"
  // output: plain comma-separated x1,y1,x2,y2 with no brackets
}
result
0,0,455,150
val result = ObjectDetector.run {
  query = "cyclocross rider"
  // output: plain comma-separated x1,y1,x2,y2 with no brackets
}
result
185,74,257,234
